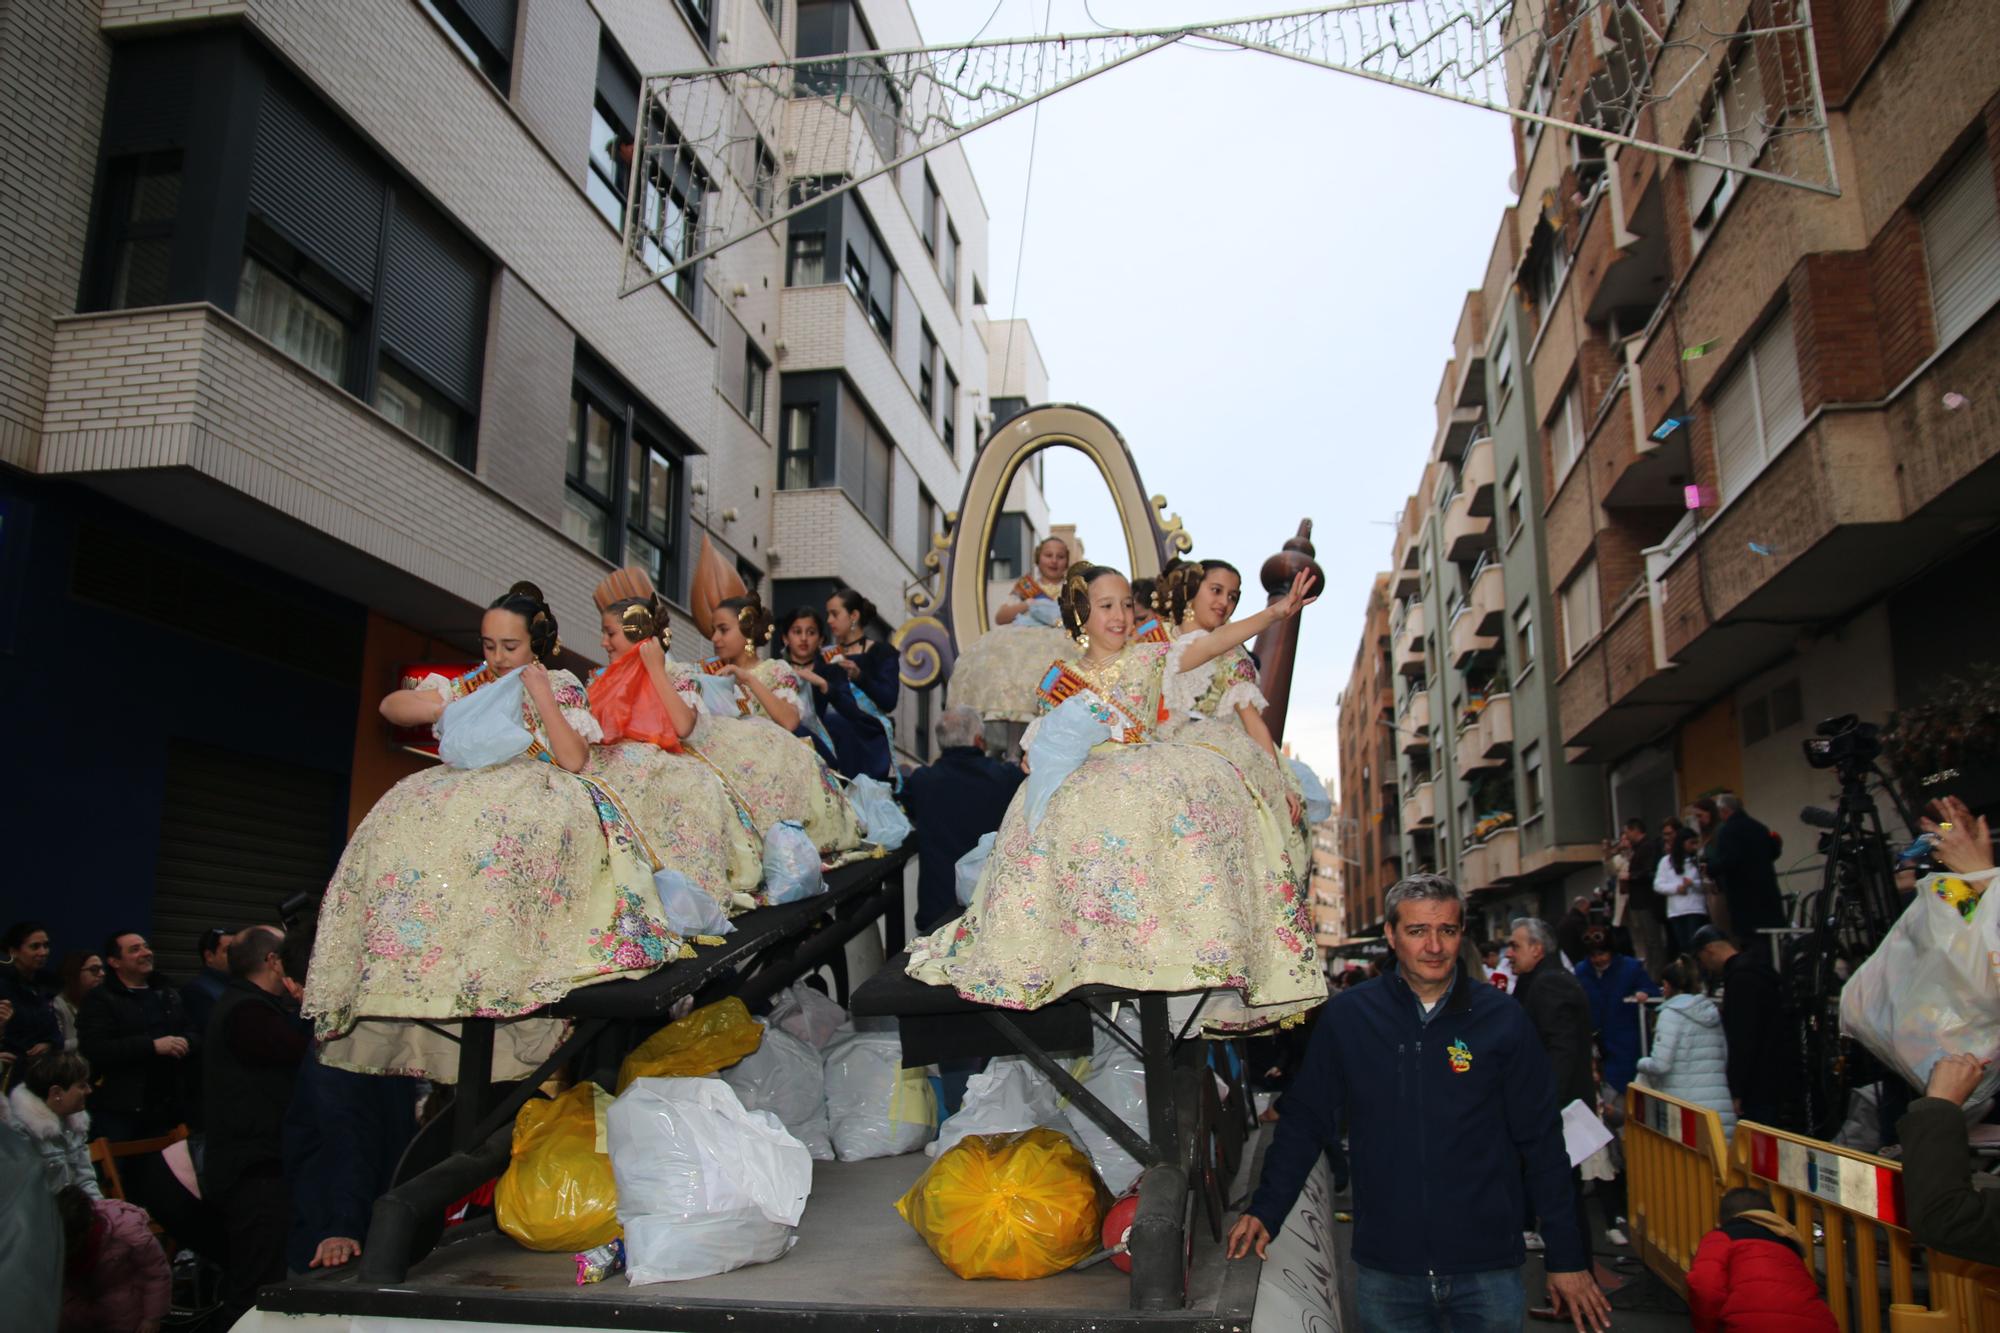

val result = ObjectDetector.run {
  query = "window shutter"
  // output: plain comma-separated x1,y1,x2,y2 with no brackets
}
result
1711,353,1761,503
249,88,384,295
457,0,518,60
1754,305,1804,454
597,41,641,127
1922,146,2000,347
378,194,489,408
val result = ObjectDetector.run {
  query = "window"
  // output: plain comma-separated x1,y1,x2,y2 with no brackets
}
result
918,322,937,416
673,0,712,46
942,367,959,453
861,421,892,531
759,0,781,32
941,222,959,305
788,231,828,285
1502,465,1524,544
1710,305,1804,504
588,44,639,235
780,403,817,490
972,275,987,307
1512,600,1535,674
636,116,709,311
742,344,769,431
1520,50,1553,161
1560,559,1602,665
913,486,938,566
101,153,181,310
1491,325,1514,397
1522,743,1545,819
565,387,620,558
1528,231,1570,326
752,138,779,220
986,512,1030,581
1549,380,1582,480
920,170,939,254
1920,143,2000,349
375,358,463,460
235,251,353,389
842,205,894,343
1687,40,1771,251
418,0,514,92
625,432,677,586
795,2,900,165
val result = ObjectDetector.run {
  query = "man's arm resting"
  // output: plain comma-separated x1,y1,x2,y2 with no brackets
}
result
1898,1097,2000,1268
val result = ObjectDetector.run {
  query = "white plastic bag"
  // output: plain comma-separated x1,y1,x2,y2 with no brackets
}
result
607,1077,813,1284
766,983,850,1050
847,775,911,850
928,1057,1071,1159
823,1030,937,1161
1288,757,1333,826
762,820,824,903
1841,870,2000,1103
1060,1009,1149,1196
652,867,733,938
723,1021,835,1161
955,832,997,907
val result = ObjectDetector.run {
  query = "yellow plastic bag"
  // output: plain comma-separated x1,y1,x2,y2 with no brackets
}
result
493,1083,620,1252
895,1127,1109,1280
615,996,764,1093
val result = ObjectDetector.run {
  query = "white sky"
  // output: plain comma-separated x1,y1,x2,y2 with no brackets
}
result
907,0,1517,793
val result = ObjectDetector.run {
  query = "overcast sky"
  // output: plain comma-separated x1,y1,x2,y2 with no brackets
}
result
906,0,1517,792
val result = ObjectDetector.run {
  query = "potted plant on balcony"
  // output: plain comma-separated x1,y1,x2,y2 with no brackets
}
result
1468,771,1516,845
1884,662,2000,817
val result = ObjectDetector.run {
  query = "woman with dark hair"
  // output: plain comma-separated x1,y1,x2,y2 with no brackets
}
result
908,562,1327,1033
304,582,682,1083
584,567,764,913
51,952,103,1054
663,593,863,856
772,604,844,764
950,534,1075,725
1656,823,1712,953
822,586,900,782
0,921,60,1063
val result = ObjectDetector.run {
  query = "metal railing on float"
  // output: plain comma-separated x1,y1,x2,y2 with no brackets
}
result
1625,1085,2000,1332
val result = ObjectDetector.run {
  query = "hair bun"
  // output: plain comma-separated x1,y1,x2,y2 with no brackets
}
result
508,580,546,603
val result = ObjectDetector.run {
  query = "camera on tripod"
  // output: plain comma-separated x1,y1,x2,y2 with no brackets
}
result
1802,714,1882,775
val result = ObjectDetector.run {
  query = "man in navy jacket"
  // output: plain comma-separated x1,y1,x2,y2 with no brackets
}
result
1228,873,1611,1332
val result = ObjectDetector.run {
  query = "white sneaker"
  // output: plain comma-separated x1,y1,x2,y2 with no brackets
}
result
1523,1231,1545,1252
1607,1226,1629,1247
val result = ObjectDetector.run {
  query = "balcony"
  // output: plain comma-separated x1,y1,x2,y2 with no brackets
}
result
1459,826,1522,894
1461,435,1497,516
1468,557,1506,635
1402,779,1436,831
1448,603,1498,668
1442,489,1494,563
1392,532,1421,597
1435,405,1483,465
1394,605,1427,678
1449,289,1489,412
1399,689,1432,754
1556,577,1689,762
1454,693,1513,778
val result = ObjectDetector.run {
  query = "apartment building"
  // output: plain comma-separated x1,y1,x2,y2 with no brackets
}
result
1308,810,1344,953
1333,573,1401,936
0,0,1044,959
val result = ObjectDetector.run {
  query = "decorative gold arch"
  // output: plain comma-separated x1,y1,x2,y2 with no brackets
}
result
892,404,1192,690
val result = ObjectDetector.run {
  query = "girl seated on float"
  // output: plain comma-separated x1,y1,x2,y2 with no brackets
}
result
669,593,864,857
906,563,1327,1033
773,605,845,767
947,535,1074,728
586,567,764,913
819,586,901,784
304,583,682,1083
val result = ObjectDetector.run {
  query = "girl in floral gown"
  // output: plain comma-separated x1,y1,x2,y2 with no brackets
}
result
305,583,682,1082
585,567,764,912
673,593,864,856
907,564,1327,1033
949,536,1075,724
1159,559,1310,874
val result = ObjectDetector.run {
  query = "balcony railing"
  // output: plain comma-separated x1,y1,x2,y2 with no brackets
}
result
1462,435,1497,516
1448,602,1498,668
1459,825,1522,892
1400,690,1432,753
1469,555,1506,636
1402,779,1436,831
1442,489,1494,563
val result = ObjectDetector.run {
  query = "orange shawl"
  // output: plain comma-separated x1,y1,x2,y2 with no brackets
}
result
588,648,683,751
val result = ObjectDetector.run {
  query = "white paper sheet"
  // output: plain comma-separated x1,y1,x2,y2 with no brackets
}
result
1561,1098,1614,1167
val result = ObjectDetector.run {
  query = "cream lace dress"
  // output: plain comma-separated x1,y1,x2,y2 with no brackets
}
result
948,577,1072,724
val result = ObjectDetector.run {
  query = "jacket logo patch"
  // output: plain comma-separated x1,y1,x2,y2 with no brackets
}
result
1446,1039,1473,1073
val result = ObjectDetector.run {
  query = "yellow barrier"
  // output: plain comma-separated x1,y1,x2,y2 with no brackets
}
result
1624,1085,1999,1333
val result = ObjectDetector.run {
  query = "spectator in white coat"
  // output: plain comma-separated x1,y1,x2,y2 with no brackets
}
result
1634,957,1736,1138
1655,823,1713,955
8,1051,103,1198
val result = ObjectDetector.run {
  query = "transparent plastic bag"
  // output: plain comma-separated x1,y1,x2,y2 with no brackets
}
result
1061,1009,1148,1195
766,982,850,1050
652,867,733,938
955,832,997,907
493,1083,620,1252
896,1127,1109,1280
1018,598,1063,628
928,1057,1070,1159
722,1021,834,1161
824,1030,937,1160
762,820,825,903
608,1077,813,1284
1841,870,2000,1102
615,997,764,1094
437,666,532,769
847,775,911,850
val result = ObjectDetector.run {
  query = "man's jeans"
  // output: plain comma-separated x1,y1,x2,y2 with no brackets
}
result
1354,1263,1524,1332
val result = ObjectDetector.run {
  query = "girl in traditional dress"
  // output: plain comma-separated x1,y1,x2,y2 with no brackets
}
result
305,583,681,1082
948,535,1074,724
773,604,846,768
907,563,1327,1032
821,587,900,783
585,567,764,911
671,594,865,856
1159,559,1310,868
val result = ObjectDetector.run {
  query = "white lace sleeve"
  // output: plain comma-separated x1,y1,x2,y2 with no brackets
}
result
546,669,604,744
1216,676,1270,717
1162,628,1212,718
414,673,456,741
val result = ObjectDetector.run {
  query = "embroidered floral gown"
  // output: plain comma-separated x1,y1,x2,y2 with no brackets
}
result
906,642,1326,1032
949,576,1072,724
305,666,682,1083
584,647,765,912
671,659,864,856
1159,629,1311,878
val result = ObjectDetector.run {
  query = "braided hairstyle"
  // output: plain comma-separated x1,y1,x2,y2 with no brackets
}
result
1058,563,1124,641
1152,558,1204,624
607,594,671,652
718,593,773,648
489,580,560,660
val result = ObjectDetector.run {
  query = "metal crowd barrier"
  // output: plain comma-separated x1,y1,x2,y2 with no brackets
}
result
1625,1085,2000,1331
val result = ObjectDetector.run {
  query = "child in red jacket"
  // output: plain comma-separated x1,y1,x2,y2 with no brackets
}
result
1687,1187,1837,1333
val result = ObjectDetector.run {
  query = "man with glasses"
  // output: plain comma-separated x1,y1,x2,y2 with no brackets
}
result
1227,873,1610,1332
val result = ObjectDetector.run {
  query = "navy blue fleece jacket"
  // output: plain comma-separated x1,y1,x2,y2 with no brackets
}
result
1247,962,1587,1275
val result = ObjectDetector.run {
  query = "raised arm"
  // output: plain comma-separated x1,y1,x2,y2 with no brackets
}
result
736,664,800,732
1176,568,1318,675
638,639,699,739
379,685,447,728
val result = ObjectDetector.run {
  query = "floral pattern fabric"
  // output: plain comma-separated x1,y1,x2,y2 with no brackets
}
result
951,597,1074,723
305,668,681,1082
585,742,765,906
1162,631,1309,875
907,642,1325,1032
